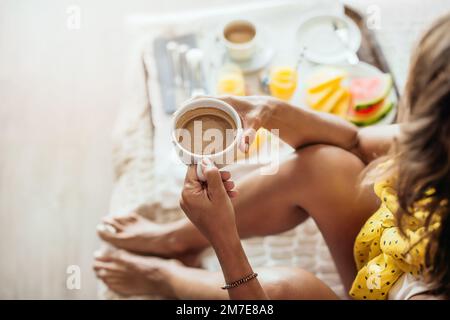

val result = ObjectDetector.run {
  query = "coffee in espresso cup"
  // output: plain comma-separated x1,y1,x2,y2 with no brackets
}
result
172,98,243,181
222,19,257,62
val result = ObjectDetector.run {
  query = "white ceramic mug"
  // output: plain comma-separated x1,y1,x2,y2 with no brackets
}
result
221,19,258,62
172,98,243,181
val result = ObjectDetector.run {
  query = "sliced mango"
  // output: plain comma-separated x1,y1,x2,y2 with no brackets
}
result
314,87,347,113
306,68,346,94
331,89,350,118
306,81,340,109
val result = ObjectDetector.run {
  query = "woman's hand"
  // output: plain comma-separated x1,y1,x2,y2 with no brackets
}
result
180,159,268,300
205,95,362,155
179,158,238,245
199,95,278,153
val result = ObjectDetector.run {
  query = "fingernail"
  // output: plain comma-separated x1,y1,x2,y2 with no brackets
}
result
244,142,249,153
94,250,103,258
104,224,117,234
97,223,116,234
202,157,214,168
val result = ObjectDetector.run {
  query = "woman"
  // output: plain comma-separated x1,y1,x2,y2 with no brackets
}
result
95,13,450,299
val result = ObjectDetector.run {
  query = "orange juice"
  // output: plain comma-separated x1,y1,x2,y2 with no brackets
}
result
217,64,245,96
269,66,298,101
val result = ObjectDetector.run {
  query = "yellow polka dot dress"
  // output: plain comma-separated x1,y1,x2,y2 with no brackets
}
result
349,178,440,300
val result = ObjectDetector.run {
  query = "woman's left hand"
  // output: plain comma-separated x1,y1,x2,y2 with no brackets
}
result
179,158,238,244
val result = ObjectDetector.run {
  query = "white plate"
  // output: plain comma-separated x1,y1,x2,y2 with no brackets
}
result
297,62,398,126
295,13,361,65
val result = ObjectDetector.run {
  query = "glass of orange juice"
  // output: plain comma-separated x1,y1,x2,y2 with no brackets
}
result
269,66,298,101
217,64,245,96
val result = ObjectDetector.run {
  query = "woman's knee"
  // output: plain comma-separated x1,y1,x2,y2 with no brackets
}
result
280,144,371,224
292,145,365,194
293,144,365,178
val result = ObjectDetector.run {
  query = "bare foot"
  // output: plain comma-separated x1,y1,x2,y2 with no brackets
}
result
93,249,179,297
97,212,186,256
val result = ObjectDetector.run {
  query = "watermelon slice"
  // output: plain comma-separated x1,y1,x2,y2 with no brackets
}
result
350,74,392,110
347,97,393,126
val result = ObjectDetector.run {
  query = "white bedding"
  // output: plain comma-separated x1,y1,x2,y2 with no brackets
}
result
102,0,450,300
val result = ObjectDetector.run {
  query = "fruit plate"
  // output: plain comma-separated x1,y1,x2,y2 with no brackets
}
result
295,61,398,126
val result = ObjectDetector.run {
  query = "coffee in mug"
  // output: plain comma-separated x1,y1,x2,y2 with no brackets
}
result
172,98,243,181
175,107,237,156
224,20,256,44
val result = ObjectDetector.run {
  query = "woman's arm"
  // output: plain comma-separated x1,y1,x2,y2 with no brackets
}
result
350,123,400,163
180,160,268,299
218,96,399,164
210,227,268,300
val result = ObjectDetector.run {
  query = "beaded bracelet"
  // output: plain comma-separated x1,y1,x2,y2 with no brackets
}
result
221,272,258,290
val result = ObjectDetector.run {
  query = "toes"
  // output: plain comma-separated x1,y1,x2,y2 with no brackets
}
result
114,215,135,225
223,180,235,191
113,217,129,225
111,249,136,265
94,267,119,279
116,211,140,223
227,190,238,198
94,249,121,261
92,260,126,273
104,281,132,297
128,212,140,221
97,223,117,235
101,217,124,232
220,171,231,181
97,225,120,243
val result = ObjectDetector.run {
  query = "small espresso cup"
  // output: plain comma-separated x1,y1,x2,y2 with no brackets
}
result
222,19,257,62
172,98,243,181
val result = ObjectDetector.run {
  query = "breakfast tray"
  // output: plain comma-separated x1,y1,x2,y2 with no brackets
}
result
102,1,400,300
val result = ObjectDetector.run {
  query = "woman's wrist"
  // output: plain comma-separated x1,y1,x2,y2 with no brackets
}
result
207,222,240,250
260,97,289,130
210,229,254,282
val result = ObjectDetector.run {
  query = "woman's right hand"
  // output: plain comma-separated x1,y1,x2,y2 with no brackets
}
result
179,158,238,245
197,95,278,153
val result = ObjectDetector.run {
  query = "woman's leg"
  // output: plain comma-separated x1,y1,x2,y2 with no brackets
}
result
97,152,311,255
94,250,338,299
276,145,380,290
169,265,339,300
98,145,335,254
99,145,379,290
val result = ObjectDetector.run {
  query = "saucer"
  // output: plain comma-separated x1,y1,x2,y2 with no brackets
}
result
223,44,274,74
